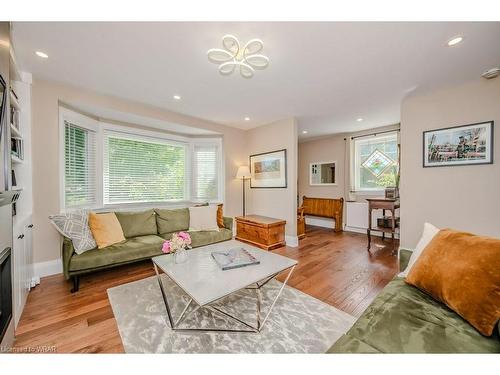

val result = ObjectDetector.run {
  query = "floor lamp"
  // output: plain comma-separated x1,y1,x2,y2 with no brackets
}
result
236,166,251,216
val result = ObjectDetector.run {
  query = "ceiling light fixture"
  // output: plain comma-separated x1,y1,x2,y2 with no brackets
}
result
207,34,269,79
356,118,363,122
173,95,181,100
302,130,308,134
35,51,48,58
447,36,463,46
244,117,250,121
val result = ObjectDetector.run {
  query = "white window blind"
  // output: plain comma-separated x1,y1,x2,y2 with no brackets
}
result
103,131,187,204
64,121,97,208
192,144,220,201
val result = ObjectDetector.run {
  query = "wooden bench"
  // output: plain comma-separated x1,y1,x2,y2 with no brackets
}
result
301,196,344,232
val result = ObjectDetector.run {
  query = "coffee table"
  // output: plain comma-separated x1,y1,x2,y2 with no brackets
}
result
152,239,297,333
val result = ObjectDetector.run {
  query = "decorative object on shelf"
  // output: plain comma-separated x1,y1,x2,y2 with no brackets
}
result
207,34,269,79
423,121,494,167
162,231,192,264
11,169,16,187
10,137,23,160
249,149,287,188
235,165,251,216
377,216,400,229
384,186,398,199
309,161,337,185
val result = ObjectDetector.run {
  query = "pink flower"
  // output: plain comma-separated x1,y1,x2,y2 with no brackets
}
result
177,231,192,245
162,241,171,254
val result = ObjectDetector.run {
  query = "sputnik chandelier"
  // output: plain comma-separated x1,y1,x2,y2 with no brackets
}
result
207,34,269,79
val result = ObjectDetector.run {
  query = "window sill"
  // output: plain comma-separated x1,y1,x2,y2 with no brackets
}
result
350,190,386,196
62,200,224,213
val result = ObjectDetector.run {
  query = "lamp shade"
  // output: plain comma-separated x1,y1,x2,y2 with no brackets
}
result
236,165,251,179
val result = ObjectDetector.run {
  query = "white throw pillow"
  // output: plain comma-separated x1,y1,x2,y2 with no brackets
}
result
49,210,97,254
399,222,440,277
188,205,220,232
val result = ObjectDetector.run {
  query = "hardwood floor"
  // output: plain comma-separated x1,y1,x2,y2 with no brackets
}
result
13,226,398,353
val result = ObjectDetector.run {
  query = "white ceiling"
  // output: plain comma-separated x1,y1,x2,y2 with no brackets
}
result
12,22,500,140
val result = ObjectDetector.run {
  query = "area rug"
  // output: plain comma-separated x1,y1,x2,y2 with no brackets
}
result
107,274,356,353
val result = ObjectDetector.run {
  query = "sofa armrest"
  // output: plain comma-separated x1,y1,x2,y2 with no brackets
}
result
223,216,233,232
62,237,75,280
399,248,413,273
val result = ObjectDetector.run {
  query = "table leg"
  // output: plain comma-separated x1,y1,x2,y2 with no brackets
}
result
154,262,175,329
382,209,385,240
391,208,396,255
256,288,262,330
367,207,372,251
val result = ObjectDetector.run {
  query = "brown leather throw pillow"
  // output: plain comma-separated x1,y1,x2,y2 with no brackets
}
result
406,229,500,336
216,204,224,228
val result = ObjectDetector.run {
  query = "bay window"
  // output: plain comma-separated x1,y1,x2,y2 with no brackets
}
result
60,108,223,210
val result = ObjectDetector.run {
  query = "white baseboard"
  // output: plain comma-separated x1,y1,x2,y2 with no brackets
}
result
305,216,335,228
285,235,299,247
33,258,63,279
344,225,400,239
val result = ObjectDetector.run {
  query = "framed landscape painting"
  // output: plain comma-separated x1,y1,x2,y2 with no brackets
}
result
423,121,494,167
250,149,287,188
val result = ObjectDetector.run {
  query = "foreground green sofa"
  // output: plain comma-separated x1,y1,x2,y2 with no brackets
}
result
62,208,233,292
328,249,500,353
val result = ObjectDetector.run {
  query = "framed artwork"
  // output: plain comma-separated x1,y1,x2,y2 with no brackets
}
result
249,149,287,188
423,121,494,167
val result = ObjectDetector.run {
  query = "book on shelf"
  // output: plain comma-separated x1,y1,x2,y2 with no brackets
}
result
211,247,260,271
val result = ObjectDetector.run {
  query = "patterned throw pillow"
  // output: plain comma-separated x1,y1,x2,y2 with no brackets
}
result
49,210,97,254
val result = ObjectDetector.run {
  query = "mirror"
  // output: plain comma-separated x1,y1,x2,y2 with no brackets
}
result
310,161,336,185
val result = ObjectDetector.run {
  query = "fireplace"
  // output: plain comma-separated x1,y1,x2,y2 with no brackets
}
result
0,247,12,343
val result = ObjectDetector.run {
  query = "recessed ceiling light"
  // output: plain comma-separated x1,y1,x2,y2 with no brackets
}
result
302,130,308,134
447,36,463,46
244,117,250,121
35,51,48,58
173,95,181,100
356,118,363,122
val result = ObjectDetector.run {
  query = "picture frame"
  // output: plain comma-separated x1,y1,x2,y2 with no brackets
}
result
249,149,287,188
423,121,494,167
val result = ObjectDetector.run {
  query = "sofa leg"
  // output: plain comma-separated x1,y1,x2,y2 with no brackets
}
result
70,275,80,293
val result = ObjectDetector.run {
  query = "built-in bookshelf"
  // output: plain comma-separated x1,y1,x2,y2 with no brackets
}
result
9,44,34,328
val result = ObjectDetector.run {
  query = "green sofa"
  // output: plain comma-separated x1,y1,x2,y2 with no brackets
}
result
328,249,500,353
62,208,233,292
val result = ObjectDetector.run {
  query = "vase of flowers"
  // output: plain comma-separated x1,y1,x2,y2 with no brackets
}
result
162,231,192,264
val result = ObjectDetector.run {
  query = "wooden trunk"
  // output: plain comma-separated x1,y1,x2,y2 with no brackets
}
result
235,215,286,250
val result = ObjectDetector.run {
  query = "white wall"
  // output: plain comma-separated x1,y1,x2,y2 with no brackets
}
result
31,79,248,265
400,78,500,248
246,118,298,241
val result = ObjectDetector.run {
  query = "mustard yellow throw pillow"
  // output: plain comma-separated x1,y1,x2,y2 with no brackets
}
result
406,229,500,336
88,212,126,249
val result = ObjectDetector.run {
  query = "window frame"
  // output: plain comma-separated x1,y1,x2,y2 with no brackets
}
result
59,107,100,211
351,131,399,194
59,108,224,212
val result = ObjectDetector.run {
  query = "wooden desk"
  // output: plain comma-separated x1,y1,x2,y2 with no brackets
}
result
366,198,400,254
235,215,286,250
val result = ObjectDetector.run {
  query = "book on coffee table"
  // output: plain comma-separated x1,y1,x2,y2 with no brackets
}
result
211,247,260,270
